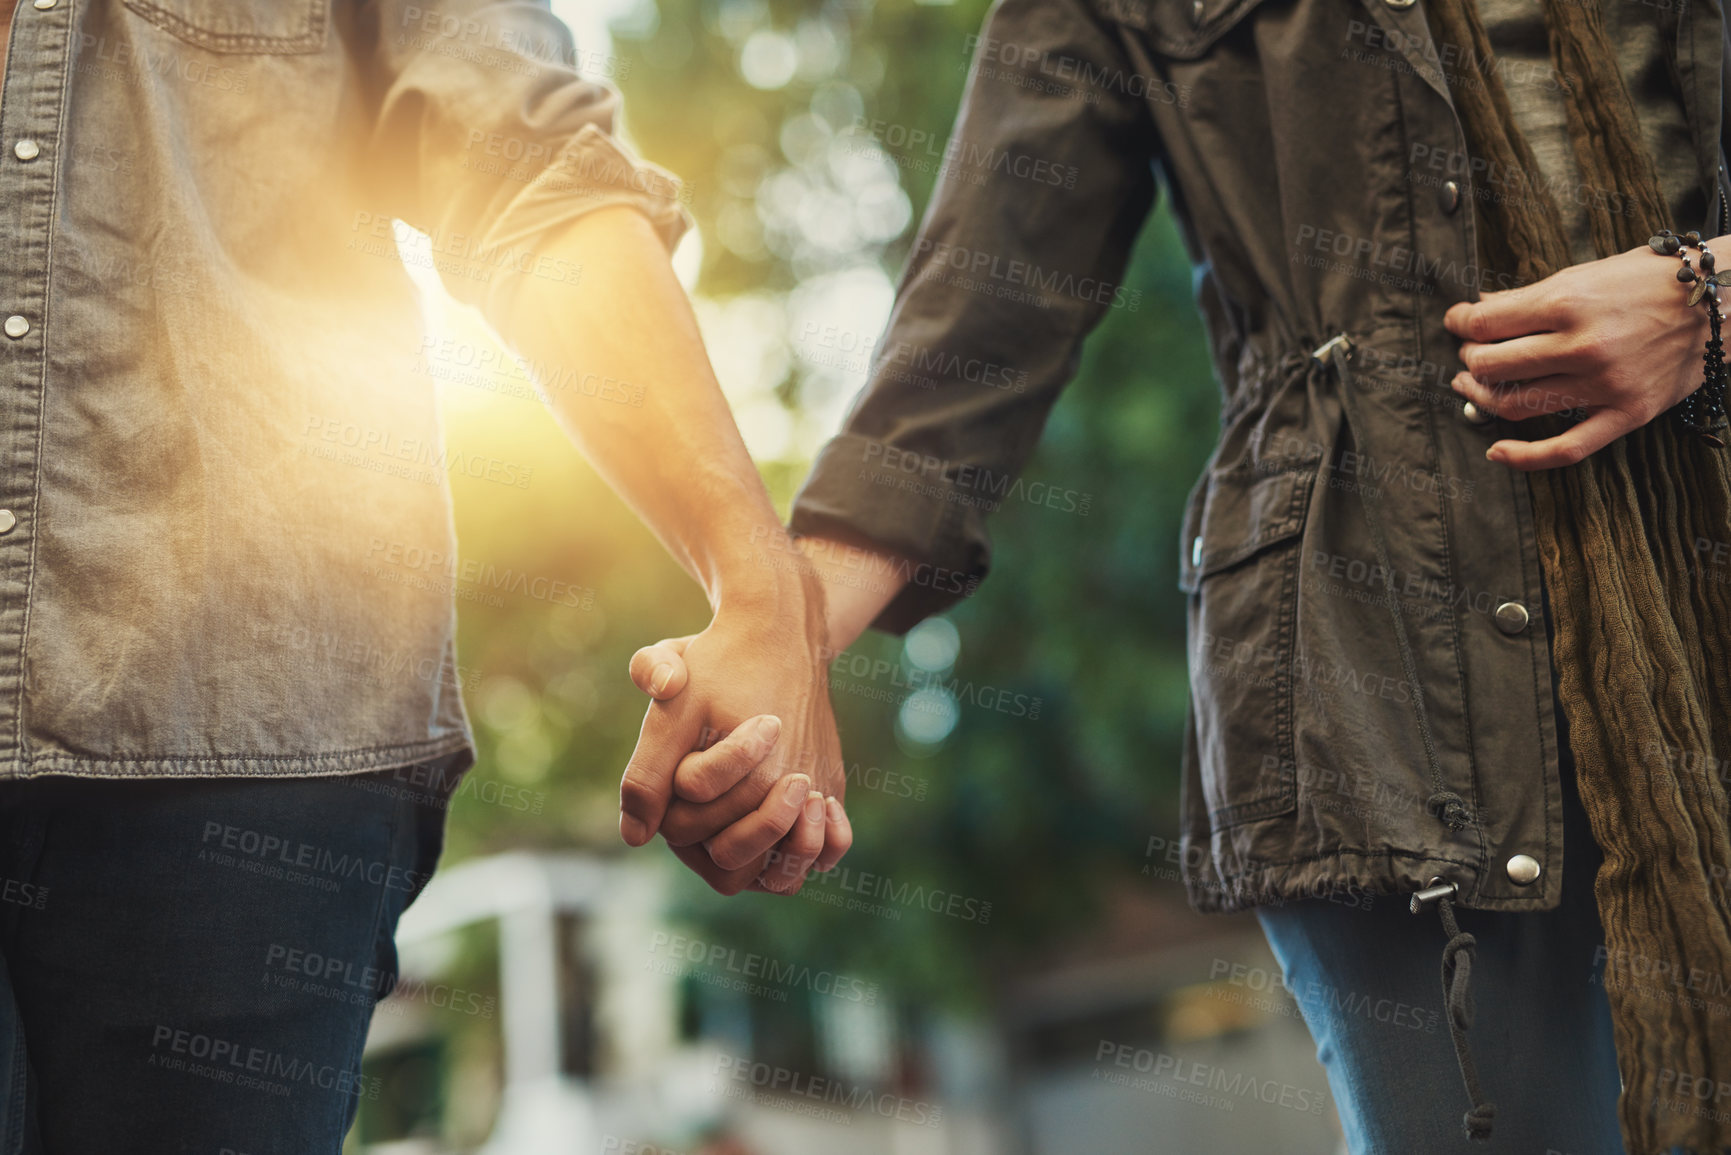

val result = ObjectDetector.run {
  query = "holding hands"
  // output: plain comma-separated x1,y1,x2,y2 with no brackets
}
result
617,561,853,896
616,532,911,897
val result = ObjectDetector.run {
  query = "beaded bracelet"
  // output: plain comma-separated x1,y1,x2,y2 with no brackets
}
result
1650,228,1729,448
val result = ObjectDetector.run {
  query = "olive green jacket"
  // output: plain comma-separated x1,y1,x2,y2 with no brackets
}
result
790,0,1731,913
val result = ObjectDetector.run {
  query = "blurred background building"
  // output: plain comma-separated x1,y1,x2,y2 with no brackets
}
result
346,852,1343,1153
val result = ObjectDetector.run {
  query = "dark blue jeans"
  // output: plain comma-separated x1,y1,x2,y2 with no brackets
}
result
0,760,454,1154
1258,689,1625,1154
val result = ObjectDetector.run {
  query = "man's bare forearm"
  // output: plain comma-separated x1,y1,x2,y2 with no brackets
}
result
491,204,796,615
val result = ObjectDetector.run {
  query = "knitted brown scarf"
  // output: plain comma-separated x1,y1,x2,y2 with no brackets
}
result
1421,0,1731,1150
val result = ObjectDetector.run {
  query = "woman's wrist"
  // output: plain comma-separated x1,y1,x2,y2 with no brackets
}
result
793,535,910,654
1650,227,1730,442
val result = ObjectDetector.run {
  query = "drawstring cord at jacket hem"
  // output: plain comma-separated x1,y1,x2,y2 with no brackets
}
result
1434,889,1497,1140
1312,333,1497,1142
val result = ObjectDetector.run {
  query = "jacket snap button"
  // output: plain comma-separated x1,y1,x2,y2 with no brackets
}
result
1506,854,1541,885
1494,601,1529,634
1462,400,1494,424
1384,0,1418,8
3,316,28,340
1439,180,1461,214
1191,535,1203,568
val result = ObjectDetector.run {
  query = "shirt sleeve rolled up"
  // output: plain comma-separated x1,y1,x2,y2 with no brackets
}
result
789,0,1163,635
361,0,692,315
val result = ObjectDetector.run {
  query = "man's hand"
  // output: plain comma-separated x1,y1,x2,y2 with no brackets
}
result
621,535,913,897
1444,239,1722,470
489,207,859,897
618,569,853,896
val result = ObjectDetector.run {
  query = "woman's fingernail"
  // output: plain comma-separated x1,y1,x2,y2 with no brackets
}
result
804,792,825,823
757,715,782,745
826,797,845,822
783,775,811,803
650,663,674,694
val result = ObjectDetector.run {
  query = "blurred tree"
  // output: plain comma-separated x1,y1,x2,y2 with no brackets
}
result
438,0,1221,1011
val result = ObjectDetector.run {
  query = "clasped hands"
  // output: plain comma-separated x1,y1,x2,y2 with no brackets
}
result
605,241,1716,893
1444,240,1717,469
615,565,853,896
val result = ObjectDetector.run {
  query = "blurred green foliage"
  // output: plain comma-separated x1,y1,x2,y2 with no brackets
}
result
441,0,1220,1011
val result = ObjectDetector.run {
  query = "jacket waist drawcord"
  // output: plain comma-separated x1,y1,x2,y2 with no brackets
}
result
1312,333,1496,1142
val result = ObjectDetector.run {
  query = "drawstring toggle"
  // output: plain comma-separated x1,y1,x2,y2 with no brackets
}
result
1412,878,1497,1142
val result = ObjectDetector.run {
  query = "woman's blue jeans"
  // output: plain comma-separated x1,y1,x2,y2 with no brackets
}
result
1257,686,1627,1155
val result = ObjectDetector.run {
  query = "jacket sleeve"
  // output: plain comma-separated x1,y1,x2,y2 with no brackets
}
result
358,0,692,315
788,0,1162,635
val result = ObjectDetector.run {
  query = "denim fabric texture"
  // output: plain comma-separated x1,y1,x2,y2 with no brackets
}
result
0,0,688,781
0,755,456,1153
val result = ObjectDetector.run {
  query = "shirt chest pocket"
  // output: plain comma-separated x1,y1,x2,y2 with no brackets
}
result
123,0,328,53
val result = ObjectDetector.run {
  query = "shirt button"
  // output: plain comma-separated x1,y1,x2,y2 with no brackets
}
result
1439,180,1462,214
1191,535,1203,568
1506,854,1542,885
3,316,28,339
0,511,18,535
1462,400,1495,424
1384,0,1418,8
1494,601,1530,634
31,0,56,9
12,141,39,163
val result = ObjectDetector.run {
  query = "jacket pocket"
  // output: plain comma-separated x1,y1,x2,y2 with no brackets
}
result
1181,455,1318,830
1090,0,1270,59
123,0,328,53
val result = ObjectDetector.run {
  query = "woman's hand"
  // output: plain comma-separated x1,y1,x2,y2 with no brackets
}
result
626,627,853,896
618,572,852,897
618,535,907,897
1443,239,1718,470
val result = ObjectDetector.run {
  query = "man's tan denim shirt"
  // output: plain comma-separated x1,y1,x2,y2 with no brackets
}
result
0,0,686,780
